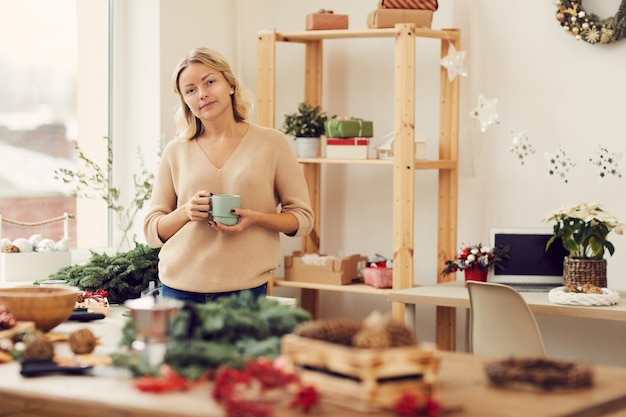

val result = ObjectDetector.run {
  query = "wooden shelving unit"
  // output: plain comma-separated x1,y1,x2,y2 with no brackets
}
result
256,25,460,348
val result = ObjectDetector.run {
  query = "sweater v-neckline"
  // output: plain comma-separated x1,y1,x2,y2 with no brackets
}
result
195,125,249,170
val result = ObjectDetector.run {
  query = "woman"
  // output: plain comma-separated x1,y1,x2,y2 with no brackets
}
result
143,47,314,303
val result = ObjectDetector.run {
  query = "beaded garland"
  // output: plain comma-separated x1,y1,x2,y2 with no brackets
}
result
555,0,626,44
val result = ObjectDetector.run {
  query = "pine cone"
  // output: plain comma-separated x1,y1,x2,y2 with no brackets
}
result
22,334,54,360
2,245,20,253
387,319,417,347
352,328,391,348
294,318,361,345
69,328,97,354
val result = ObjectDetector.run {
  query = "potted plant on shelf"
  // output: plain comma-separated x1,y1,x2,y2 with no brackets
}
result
282,101,328,158
543,202,624,288
441,243,510,284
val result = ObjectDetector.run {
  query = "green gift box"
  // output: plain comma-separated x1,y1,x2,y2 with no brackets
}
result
324,118,374,138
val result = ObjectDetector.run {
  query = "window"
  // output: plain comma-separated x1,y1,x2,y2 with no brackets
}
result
0,0,110,250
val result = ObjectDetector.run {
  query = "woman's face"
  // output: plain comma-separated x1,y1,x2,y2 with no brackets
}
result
178,62,233,123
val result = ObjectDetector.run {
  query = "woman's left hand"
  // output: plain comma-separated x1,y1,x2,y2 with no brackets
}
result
208,208,256,233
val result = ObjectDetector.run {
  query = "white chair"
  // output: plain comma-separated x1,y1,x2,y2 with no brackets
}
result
466,281,546,358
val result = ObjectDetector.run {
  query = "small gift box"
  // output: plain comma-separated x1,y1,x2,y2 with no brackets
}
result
367,9,433,29
378,0,438,11
306,11,349,30
324,118,374,138
326,138,369,159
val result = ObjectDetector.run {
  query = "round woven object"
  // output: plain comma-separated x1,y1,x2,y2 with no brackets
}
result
485,358,594,391
548,286,620,306
562,257,607,288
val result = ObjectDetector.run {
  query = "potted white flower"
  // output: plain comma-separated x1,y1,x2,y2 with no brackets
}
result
282,102,328,157
543,202,624,288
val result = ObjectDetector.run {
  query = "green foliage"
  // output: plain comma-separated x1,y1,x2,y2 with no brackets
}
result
282,101,328,138
44,242,159,304
544,202,624,260
115,292,312,380
54,137,155,251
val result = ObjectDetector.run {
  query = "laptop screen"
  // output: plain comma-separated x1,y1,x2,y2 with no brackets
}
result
488,228,569,285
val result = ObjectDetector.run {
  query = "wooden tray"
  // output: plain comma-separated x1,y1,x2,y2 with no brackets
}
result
281,334,439,411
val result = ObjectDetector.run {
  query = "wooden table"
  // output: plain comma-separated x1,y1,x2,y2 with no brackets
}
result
2,306,626,416
388,281,626,351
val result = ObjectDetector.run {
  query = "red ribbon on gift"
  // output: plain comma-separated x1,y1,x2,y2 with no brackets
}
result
378,0,438,11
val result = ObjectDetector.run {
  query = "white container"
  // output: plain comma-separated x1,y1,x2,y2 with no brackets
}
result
0,252,72,282
326,138,369,159
375,132,426,160
295,137,319,158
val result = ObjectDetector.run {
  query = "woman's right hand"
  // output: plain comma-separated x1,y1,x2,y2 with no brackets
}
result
186,191,212,222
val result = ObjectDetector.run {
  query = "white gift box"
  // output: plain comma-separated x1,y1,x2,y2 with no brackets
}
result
0,251,72,282
326,138,369,159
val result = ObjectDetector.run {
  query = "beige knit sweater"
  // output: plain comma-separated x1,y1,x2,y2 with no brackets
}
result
143,123,313,293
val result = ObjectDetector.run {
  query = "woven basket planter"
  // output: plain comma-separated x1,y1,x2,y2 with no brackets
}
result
562,257,607,288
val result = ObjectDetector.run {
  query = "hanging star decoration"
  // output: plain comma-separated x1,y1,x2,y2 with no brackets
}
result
470,94,500,133
589,145,622,179
508,130,535,165
440,43,468,82
544,147,576,184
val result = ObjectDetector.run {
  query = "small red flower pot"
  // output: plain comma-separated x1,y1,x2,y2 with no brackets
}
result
464,268,488,284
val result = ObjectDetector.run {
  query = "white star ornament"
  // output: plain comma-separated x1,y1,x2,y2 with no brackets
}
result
440,44,468,82
470,94,500,133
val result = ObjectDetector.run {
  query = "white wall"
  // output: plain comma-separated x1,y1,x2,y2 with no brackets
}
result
118,0,626,366
463,0,626,366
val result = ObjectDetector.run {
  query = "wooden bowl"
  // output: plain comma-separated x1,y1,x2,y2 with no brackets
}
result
0,286,79,332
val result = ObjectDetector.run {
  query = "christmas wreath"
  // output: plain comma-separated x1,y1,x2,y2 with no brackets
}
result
555,0,626,44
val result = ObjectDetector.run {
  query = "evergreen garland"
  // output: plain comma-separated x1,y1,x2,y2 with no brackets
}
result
44,242,159,304
556,0,626,44
113,291,312,380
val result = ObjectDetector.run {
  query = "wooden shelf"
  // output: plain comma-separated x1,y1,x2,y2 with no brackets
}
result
297,157,457,170
261,27,461,42
273,279,391,296
257,24,460,344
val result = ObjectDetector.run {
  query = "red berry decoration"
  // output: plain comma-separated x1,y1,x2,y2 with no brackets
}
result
394,392,420,416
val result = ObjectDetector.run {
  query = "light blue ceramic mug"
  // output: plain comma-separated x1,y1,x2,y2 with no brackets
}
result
209,194,240,226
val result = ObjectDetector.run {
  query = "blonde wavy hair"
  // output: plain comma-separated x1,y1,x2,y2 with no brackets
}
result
172,47,252,141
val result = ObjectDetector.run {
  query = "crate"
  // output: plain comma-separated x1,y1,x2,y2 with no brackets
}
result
281,334,439,412
0,252,72,282
283,252,367,285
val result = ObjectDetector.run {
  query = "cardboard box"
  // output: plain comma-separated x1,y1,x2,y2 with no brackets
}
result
324,119,373,138
281,334,439,411
326,138,369,159
367,9,433,29
306,13,349,30
284,252,367,285
0,251,72,282
378,0,438,11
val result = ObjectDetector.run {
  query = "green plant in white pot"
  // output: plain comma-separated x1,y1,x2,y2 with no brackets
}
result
282,101,328,157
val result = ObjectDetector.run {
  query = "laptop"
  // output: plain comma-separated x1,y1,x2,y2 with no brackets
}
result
487,228,569,292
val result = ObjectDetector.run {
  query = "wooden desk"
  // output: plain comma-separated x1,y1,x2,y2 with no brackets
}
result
3,305,626,416
388,281,626,351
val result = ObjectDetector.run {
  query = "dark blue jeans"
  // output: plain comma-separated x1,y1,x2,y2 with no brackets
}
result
160,282,268,304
